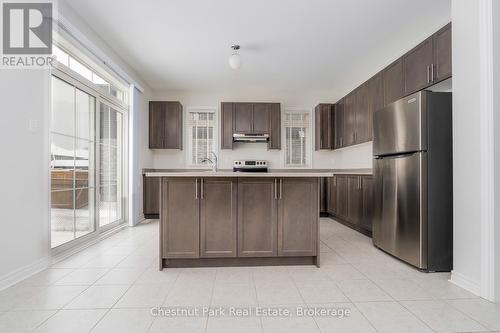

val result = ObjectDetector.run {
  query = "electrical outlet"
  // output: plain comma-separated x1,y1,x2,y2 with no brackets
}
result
28,119,39,132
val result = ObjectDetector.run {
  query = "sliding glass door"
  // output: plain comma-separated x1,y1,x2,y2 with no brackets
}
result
50,76,96,248
50,74,126,249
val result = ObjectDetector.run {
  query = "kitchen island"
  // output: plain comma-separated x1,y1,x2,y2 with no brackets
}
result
145,170,334,269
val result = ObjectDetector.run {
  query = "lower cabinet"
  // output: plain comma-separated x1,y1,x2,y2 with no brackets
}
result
161,178,200,258
161,177,319,260
200,178,238,258
278,178,318,256
143,175,160,218
325,174,374,235
237,178,278,257
361,176,374,232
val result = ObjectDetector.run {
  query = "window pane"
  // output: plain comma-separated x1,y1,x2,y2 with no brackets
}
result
92,73,110,93
75,188,94,238
75,89,95,140
51,76,74,136
75,139,93,188
51,190,75,247
51,134,74,190
52,45,69,66
69,57,92,81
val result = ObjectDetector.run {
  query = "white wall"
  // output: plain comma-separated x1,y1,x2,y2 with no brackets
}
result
150,90,373,170
451,0,499,301
492,0,500,302
0,70,51,284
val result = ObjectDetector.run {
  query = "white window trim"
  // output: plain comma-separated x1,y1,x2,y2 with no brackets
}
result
282,107,312,169
185,106,218,168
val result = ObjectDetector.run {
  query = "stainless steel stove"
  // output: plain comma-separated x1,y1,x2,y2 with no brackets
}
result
233,160,268,172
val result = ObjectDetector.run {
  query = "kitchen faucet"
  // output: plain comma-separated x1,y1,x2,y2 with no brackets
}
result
201,152,218,172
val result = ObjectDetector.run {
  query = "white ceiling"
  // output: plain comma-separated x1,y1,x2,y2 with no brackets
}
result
64,0,451,97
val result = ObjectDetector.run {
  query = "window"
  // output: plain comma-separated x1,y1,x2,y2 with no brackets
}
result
52,44,128,104
186,109,217,166
284,111,310,167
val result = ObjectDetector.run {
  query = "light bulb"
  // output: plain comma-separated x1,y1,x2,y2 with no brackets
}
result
229,53,242,70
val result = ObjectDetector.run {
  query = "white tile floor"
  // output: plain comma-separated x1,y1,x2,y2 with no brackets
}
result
0,218,498,333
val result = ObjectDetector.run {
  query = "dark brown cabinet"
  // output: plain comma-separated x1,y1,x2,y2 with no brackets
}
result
221,102,234,149
268,103,281,150
354,83,370,144
336,175,349,219
200,178,238,258
238,178,278,257
149,101,183,149
143,175,159,218
433,23,452,82
221,102,281,150
320,177,327,214
366,73,384,140
161,178,199,258
383,58,404,106
327,176,338,215
334,99,345,149
343,93,356,147
347,176,362,226
361,176,374,232
403,37,434,95
325,174,374,235
314,104,334,150
278,178,318,256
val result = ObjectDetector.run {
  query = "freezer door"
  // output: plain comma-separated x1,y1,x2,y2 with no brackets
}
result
373,91,427,156
373,152,427,269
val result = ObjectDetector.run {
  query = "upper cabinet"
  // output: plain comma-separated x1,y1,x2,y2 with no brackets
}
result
314,103,334,150
404,23,452,96
149,101,183,149
383,58,404,106
317,23,451,152
221,102,281,150
433,23,452,82
403,37,434,95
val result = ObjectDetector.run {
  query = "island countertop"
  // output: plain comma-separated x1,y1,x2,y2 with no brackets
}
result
144,168,372,178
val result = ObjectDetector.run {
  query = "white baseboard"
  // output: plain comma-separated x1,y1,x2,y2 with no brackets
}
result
0,257,50,292
0,223,128,292
450,271,481,296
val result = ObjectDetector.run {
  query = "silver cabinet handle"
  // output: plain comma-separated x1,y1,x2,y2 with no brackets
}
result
274,179,278,199
201,179,204,199
195,178,198,199
427,65,430,83
279,179,283,199
431,63,434,82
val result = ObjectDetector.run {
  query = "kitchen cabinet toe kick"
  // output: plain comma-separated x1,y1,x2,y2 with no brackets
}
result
158,176,321,270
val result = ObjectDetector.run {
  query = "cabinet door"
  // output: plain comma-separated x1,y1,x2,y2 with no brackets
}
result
355,84,370,144
433,23,452,82
403,37,434,96
164,102,183,149
367,73,384,140
315,104,333,150
221,102,233,149
252,103,269,134
344,93,356,146
347,176,362,225
268,103,281,149
238,178,278,257
336,175,349,218
278,178,318,256
334,99,345,149
149,102,165,149
143,175,159,217
161,178,199,258
327,176,338,215
233,103,253,134
383,58,404,106
319,177,326,213
200,178,237,257
361,176,374,232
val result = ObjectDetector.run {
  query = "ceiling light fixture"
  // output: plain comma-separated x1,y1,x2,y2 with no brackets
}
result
228,45,242,70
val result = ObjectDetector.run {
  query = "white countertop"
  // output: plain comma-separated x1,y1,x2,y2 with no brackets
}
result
144,169,372,178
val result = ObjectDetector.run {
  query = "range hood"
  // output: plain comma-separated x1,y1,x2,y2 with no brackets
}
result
233,133,269,143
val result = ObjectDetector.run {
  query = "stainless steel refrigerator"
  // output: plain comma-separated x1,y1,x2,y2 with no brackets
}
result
372,91,453,271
